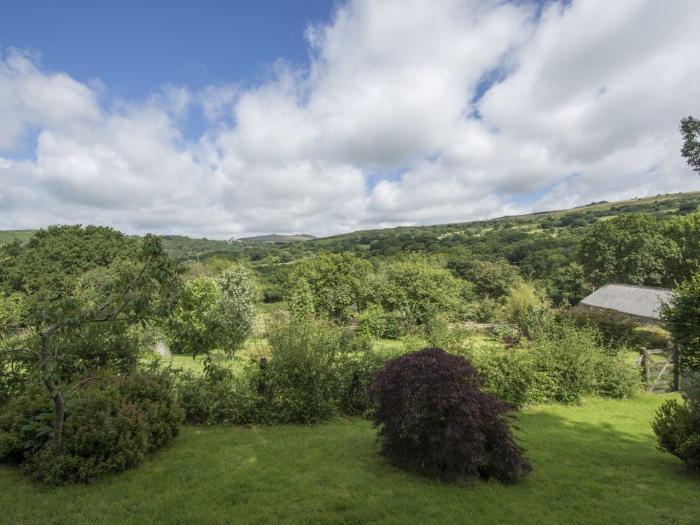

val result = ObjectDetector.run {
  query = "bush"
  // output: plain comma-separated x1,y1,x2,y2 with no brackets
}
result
472,350,536,409
421,313,474,356
0,369,183,484
174,320,386,425
175,361,260,425
525,323,638,404
258,320,341,423
663,272,700,372
337,351,388,416
472,323,638,407
357,304,387,339
473,296,505,323
590,355,641,399
370,348,531,483
167,265,256,355
505,282,553,339
563,308,639,347
652,383,700,472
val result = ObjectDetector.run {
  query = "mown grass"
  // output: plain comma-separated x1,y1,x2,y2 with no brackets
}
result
0,395,697,524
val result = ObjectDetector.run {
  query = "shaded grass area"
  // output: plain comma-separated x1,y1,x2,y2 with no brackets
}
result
1,395,697,524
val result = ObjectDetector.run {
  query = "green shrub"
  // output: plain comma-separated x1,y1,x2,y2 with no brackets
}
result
505,282,554,339
382,310,410,339
590,354,641,399
471,323,638,407
421,314,473,356
357,304,387,339
652,383,700,472
473,351,536,409
118,368,184,450
525,325,594,403
0,385,52,464
337,351,389,416
562,308,639,346
663,272,700,372
174,321,387,424
0,369,183,485
259,319,343,423
175,362,260,425
473,296,505,323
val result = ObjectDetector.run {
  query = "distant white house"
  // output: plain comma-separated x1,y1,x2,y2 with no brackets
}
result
577,283,674,323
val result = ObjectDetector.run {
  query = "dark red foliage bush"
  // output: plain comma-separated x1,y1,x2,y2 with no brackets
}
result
369,347,531,483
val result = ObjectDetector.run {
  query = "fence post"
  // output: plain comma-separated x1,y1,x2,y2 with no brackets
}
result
640,347,649,388
675,345,682,392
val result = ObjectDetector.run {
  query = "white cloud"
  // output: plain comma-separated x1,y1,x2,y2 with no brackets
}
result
0,50,100,150
1,0,700,237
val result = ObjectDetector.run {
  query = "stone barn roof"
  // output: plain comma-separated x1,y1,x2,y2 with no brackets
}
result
579,283,673,320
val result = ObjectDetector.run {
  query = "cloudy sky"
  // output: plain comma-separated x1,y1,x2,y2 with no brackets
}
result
1,0,699,238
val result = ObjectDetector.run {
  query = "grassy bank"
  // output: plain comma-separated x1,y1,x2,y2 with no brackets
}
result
0,395,697,524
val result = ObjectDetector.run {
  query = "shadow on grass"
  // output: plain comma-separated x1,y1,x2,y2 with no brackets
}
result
0,399,698,525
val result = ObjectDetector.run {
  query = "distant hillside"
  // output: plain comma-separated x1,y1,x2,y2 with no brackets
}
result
2,191,698,263
229,234,316,244
0,230,35,244
306,191,700,256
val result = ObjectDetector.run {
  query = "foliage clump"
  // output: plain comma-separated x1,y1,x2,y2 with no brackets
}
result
0,368,183,485
452,322,639,409
663,271,700,372
370,347,531,483
175,317,388,425
167,265,256,355
654,270,700,473
652,380,700,472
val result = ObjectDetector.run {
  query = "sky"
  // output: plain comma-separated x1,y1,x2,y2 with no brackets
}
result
1,0,699,238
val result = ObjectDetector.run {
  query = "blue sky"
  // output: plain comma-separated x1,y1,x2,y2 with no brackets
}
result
1,0,698,237
1,0,333,99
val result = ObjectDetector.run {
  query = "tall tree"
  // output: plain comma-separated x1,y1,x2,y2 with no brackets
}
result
288,253,372,324
579,214,680,287
680,116,700,174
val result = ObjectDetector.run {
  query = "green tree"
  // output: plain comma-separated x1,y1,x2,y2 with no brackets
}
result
375,259,467,326
663,211,700,284
216,265,257,351
548,262,590,306
166,277,223,355
357,303,387,340
167,265,256,355
579,214,679,287
0,235,181,455
288,277,315,320
288,253,372,324
663,272,700,373
447,257,521,298
652,284,700,477
680,116,700,174
0,225,137,294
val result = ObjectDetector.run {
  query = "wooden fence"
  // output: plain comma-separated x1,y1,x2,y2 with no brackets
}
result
638,347,679,393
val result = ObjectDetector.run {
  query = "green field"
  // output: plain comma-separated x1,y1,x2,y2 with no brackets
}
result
0,230,35,244
0,395,697,525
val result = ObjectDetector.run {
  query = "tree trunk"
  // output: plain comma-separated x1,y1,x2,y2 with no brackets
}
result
40,327,64,455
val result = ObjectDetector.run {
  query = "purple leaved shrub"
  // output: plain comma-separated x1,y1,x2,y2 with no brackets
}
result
370,347,531,483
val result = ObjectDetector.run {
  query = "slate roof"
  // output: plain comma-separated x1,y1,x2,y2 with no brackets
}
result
579,283,673,320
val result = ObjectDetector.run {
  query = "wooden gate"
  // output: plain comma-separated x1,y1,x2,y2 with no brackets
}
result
638,347,679,393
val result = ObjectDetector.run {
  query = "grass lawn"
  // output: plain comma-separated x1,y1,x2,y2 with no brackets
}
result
1,395,697,524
